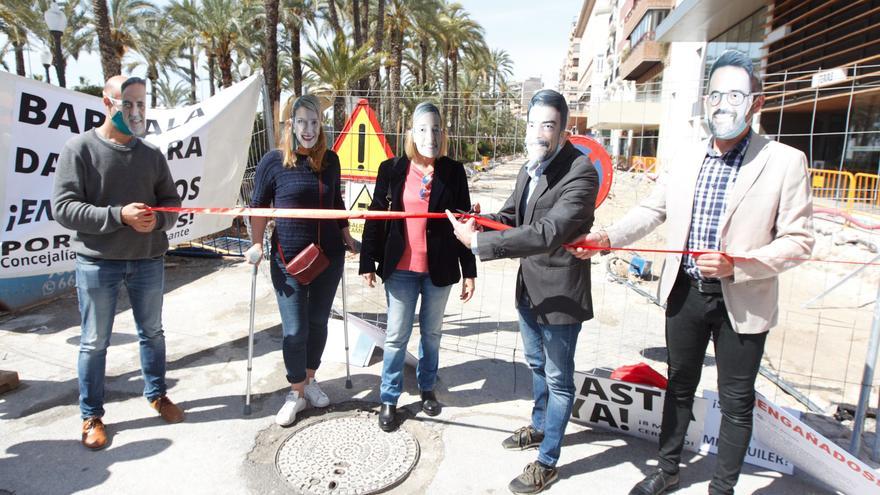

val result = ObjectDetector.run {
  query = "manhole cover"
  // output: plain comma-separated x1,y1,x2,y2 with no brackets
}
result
276,412,420,494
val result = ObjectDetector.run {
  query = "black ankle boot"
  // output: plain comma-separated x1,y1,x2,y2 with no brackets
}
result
378,404,397,432
420,390,442,416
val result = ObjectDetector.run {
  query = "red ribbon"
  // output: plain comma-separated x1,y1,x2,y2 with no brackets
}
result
150,206,878,266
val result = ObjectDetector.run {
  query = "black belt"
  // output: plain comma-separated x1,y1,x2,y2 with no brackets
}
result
687,276,723,295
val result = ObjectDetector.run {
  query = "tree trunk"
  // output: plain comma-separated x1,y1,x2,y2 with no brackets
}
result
219,50,234,88
352,0,362,47
263,0,280,131
291,24,303,97
371,0,385,111
333,95,346,139
419,39,428,87
13,42,25,77
208,39,216,96
442,50,450,116
389,28,403,152
326,0,343,41
148,64,158,108
451,51,459,156
92,0,120,79
188,43,197,103
361,0,369,47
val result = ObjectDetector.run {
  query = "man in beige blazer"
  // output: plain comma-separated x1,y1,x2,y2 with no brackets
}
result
569,50,814,495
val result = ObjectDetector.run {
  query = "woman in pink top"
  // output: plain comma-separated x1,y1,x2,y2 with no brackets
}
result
359,102,477,432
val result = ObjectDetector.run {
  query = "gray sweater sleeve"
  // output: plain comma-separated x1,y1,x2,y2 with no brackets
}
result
152,155,182,232
52,142,125,234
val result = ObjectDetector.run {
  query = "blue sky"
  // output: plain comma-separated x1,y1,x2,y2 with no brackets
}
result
3,0,582,96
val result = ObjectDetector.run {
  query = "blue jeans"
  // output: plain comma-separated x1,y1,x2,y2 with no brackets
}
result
270,250,344,384
75,255,167,419
518,305,582,467
381,270,453,405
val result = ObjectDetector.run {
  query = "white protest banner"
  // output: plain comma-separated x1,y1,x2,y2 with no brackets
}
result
753,394,880,493
571,372,707,452
0,71,261,310
700,390,795,474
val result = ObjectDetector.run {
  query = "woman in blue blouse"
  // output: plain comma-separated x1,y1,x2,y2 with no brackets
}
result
247,94,357,426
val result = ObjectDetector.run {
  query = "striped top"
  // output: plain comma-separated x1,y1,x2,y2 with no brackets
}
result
250,149,349,257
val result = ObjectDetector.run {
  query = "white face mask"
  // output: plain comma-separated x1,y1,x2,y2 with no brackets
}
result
293,106,320,150
411,111,442,159
525,104,562,163
705,66,754,141
108,84,147,137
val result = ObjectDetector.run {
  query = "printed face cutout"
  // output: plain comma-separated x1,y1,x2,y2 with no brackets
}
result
705,66,754,141
525,104,562,163
108,82,147,137
293,106,321,150
412,111,442,159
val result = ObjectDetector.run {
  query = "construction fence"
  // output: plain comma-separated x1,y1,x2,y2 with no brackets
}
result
224,75,880,460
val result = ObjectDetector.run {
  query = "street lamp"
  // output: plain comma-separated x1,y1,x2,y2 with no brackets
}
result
43,1,67,88
40,49,52,85
239,60,251,79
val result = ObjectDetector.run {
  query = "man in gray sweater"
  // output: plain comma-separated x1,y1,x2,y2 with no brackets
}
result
53,75,184,450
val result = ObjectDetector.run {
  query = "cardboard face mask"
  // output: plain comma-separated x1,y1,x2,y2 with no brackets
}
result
705,66,754,141
525,104,562,163
412,111,442,159
293,106,321,151
109,82,148,137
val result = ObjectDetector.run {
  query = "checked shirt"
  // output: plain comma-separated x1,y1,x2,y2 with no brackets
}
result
683,132,751,281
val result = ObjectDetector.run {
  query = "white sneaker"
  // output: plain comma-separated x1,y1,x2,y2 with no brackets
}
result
275,390,307,426
303,378,330,408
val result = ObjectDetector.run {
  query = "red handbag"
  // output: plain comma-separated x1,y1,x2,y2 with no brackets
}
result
278,174,329,285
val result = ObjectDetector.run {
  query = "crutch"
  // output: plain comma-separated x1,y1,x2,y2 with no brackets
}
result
340,267,353,389
243,249,260,415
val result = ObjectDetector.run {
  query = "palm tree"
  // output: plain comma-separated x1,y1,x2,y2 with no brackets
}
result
384,0,437,142
280,0,315,97
487,48,513,96
263,0,279,120
437,2,485,151
166,0,202,103
154,76,190,108
88,0,157,79
321,0,344,41
370,0,385,107
302,35,378,134
126,14,178,107
92,0,119,78
197,0,255,89
0,0,39,76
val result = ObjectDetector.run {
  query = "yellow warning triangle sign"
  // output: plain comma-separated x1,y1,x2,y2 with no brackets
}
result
332,99,393,182
349,185,373,211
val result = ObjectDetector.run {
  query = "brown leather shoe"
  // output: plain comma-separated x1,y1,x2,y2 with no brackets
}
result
81,417,107,450
150,395,185,423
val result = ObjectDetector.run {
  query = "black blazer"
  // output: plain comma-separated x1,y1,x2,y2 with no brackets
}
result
359,156,477,287
477,141,598,325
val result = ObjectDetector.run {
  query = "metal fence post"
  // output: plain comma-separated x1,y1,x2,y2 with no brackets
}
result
849,281,880,457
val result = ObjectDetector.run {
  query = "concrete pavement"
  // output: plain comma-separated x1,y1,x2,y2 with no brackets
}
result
0,158,838,494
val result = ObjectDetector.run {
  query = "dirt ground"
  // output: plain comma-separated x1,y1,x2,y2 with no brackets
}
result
590,171,880,414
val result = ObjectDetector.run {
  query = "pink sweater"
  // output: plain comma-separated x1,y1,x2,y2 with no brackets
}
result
396,165,430,273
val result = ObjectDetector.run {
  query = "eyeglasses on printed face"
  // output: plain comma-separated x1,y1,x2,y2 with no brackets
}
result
108,96,146,111
706,90,755,107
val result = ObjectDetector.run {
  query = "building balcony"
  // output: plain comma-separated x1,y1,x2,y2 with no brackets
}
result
579,99,663,131
619,33,665,81
623,0,676,39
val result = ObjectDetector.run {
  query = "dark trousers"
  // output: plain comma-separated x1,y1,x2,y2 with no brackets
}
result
658,272,767,495
270,250,345,384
